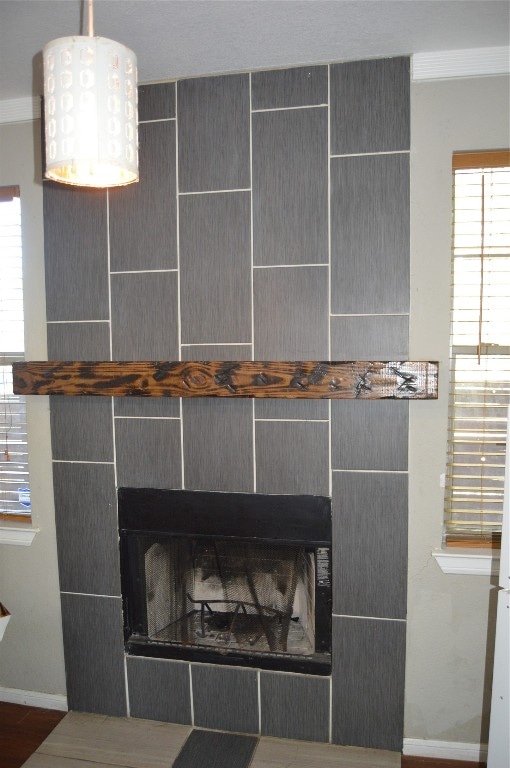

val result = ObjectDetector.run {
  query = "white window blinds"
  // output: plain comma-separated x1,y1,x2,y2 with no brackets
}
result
0,186,30,520
444,151,510,547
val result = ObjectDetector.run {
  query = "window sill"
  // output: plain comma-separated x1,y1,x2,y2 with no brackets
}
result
0,526,39,546
433,549,500,576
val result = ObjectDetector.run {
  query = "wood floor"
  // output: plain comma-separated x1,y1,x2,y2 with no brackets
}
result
0,702,487,768
0,702,66,768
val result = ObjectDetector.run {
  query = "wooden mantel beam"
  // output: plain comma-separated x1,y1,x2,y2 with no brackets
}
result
12,361,438,400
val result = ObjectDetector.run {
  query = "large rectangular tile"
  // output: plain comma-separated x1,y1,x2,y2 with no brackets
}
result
110,272,179,360
330,154,410,314
332,616,405,751
191,664,259,734
254,266,328,358
44,183,108,321
178,74,250,192
330,57,410,154
331,400,408,471
255,421,329,496
53,462,119,596
127,657,191,725
252,65,328,109
46,710,189,748
37,710,191,767
330,315,409,360
251,736,400,767
109,121,177,272
260,672,329,743
182,398,253,492
332,472,407,619
47,322,110,360
179,192,251,344
115,417,182,489
60,594,126,717
50,397,113,462
138,81,176,121
252,108,328,266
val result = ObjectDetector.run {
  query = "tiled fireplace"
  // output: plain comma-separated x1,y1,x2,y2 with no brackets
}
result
119,488,332,675
46,56,409,751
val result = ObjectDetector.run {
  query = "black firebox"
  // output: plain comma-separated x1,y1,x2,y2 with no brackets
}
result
119,488,332,675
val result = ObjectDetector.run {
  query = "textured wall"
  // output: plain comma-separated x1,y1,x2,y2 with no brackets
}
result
0,121,66,698
45,58,410,751
407,75,510,744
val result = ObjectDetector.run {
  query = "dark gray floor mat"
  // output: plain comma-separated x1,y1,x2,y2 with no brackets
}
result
172,729,258,768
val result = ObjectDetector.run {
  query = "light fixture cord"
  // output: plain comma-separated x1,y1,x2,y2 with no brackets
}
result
88,0,94,37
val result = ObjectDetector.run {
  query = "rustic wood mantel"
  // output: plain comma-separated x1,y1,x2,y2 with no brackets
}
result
12,360,438,400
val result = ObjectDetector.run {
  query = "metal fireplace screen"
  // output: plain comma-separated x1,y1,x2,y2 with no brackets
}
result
119,488,332,675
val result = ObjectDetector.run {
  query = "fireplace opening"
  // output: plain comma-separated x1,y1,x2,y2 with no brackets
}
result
119,488,332,675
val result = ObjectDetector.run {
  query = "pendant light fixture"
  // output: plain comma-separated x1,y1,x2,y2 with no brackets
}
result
43,0,138,187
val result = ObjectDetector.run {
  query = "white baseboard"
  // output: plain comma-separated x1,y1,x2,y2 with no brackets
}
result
0,686,68,712
404,737,488,762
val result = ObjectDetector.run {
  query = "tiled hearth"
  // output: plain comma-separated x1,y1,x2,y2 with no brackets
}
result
23,711,401,768
45,57,410,752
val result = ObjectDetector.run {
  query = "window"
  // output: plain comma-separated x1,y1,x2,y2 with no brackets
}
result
0,186,30,521
444,151,510,548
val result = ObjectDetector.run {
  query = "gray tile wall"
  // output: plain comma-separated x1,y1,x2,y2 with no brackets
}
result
45,56,410,752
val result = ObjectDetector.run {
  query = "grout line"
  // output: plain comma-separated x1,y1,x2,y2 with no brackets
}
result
252,399,257,493
110,269,178,275
249,70,255,364
257,669,262,734
255,418,329,423
249,72,257,495
332,468,408,474
181,342,252,347
106,191,119,495
138,117,176,124
330,312,409,317
253,263,328,269
178,188,251,196
333,614,407,622
60,591,120,598
327,63,333,500
330,149,410,159
111,399,119,493
328,405,332,499
180,396,185,490
329,676,333,744
46,319,109,324
52,460,115,465
252,103,328,113
175,90,185,492
189,665,195,726
123,656,130,717
114,415,180,421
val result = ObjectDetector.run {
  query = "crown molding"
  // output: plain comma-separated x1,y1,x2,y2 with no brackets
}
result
412,46,509,81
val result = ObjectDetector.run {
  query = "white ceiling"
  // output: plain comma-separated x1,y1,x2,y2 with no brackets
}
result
0,0,509,100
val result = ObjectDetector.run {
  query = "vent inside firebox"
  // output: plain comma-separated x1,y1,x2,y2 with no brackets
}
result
119,488,332,675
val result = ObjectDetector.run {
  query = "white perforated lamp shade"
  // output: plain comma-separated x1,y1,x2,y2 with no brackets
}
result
43,36,139,187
